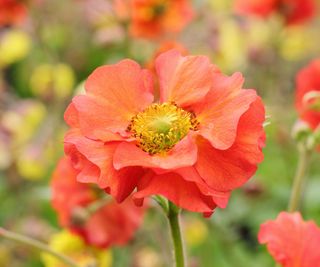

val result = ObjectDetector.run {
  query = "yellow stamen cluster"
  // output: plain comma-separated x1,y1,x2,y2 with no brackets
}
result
128,102,199,155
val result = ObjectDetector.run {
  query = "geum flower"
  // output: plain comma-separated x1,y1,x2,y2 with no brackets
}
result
234,0,315,25
114,0,194,39
295,59,320,130
258,212,320,267
0,0,27,27
64,49,265,216
51,157,145,248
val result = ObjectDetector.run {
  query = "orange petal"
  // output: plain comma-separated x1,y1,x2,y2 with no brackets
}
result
156,49,217,107
175,167,231,209
133,171,217,214
113,135,197,170
258,212,320,267
64,103,80,128
72,59,154,140
194,72,258,149
64,129,143,201
195,98,265,191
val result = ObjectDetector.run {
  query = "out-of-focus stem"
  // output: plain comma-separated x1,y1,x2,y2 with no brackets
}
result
288,147,311,212
0,227,81,267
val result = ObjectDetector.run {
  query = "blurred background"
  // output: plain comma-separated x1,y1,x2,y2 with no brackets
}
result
1,0,320,266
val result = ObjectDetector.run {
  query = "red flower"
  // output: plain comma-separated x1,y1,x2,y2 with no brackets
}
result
258,212,320,267
295,59,320,130
234,0,316,25
0,0,27,27
114,0,194,39
51,157,145,248
64,49,265,216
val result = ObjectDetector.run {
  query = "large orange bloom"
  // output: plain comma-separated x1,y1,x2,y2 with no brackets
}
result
234,0,316,25
64,49,265,216
114,0,194,39
295,59,320,130
51,157,145,248
0,0,27,27
258,212,320,267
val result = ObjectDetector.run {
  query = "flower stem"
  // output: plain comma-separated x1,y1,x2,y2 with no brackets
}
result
0,227,81,267
167,201,185,267
288,146,311,212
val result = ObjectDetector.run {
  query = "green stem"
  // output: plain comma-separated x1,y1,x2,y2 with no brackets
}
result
167,201,185,267
288,146,311,212
0,227,81,267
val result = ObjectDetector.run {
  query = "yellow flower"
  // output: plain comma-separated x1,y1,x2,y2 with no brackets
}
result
30,63,75,99
280,26,320,61
0,30,31,67
42,231,112,267
184,217,208,248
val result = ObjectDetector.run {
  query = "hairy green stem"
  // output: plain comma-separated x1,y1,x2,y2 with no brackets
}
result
0,227,81,267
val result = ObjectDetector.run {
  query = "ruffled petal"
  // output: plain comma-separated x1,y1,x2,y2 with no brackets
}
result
133,171,217,214
156,49,217,107
195,98,265,191
175,167,231,209
193,72,258,149
113,135,197,170
72,60,154,140
64,129,143,202
258,212,320,267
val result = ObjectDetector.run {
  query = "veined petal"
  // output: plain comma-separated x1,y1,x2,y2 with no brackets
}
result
193,72,258,149
113,135,197,170
156,49,217,107
195,98,265,191
72,59,154,140
133,171,217,214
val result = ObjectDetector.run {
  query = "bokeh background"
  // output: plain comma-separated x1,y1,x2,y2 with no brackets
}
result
1,0,320,266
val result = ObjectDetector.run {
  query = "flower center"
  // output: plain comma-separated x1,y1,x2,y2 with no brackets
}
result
128,102,199,155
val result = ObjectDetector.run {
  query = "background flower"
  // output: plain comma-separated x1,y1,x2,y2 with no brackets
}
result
51,157,145,248
258,212,320,267
295,59,320,130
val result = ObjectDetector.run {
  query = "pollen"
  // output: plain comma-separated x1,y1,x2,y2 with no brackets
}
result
128,102,199,155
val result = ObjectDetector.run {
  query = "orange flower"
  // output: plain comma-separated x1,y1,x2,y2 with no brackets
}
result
234,0,316,25
115,0,194,39
295,59,320,130
64,49,265,216
0,0,27,27
258,212,320,267
51,157,145,248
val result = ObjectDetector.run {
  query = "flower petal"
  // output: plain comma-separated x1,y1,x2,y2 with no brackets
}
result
193,72,258,149
83,199,145,248
175,167,231,209
113,135,197,170
195,97,265,191
133,171,217,214
64,103,80,128
258,212,320,267
72,59,154,140
156,49,217,107
64,129,143,201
